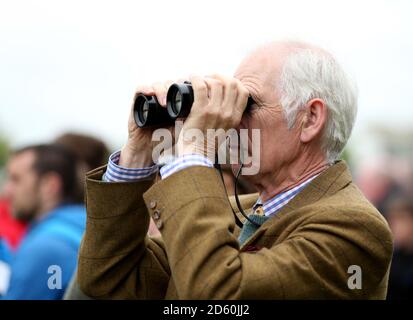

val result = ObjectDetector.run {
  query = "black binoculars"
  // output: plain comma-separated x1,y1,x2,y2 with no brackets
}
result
134,82,254,128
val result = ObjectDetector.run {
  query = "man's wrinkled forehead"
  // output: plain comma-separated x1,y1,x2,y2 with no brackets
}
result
234,43,292,87
234,41,315,79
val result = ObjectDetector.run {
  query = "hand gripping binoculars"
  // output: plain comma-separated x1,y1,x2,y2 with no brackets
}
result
133,82,254,128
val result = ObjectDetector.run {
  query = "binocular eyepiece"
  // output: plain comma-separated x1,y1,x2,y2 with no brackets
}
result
134,82,253,128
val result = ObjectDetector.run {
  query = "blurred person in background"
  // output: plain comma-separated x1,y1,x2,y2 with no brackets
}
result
386,196,413,299
54,132,110,300
0,199,27,250
54,132,110,202
0,238,11,297
356,157,403,216
58,132,162,299
0,137,26,251
1,144,86,299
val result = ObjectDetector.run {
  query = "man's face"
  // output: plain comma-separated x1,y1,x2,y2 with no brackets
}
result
3,151,41,222
233,45,303,185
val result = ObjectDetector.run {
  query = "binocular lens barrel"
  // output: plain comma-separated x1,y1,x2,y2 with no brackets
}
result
167,83,194,119
134,83,194,128
133,82,253,128
133,94,174,128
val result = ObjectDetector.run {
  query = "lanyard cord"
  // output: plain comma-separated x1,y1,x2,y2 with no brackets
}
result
215,155,260,228
234,163,261,227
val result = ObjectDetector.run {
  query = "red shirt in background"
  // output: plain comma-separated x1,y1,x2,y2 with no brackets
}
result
0,199,27,250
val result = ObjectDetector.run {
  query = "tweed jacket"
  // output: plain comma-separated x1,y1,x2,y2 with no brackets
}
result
77,160,393,299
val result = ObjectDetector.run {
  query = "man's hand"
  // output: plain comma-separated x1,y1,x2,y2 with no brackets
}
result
120,81,174,168
177,75,249,158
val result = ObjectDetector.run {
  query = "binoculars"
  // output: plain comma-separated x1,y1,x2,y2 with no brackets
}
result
134,82,254,128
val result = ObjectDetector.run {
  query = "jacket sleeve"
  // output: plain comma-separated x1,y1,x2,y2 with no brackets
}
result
142,166,393,299
77,166,170,299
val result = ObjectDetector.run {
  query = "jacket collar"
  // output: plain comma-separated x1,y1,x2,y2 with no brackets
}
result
239,160,352,248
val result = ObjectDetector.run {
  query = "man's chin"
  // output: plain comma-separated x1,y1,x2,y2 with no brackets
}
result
230,162,260,177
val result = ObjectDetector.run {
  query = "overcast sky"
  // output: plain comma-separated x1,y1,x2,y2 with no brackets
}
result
0,0,412,160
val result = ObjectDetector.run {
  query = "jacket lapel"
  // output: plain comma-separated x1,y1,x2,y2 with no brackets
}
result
280,160,352,214
238,160,353,249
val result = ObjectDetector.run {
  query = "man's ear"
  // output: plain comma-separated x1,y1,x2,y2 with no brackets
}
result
300,98,328,143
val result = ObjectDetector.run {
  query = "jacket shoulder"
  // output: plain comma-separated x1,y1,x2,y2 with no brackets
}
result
314,182,391,234
298,183,394,281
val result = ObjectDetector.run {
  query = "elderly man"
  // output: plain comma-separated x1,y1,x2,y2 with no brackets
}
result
77,41,393,299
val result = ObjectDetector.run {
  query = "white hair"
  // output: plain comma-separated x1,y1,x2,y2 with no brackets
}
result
278,48,358,163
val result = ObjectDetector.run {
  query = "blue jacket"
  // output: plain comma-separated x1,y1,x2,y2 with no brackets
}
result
0,239,11,297
0,239,10,263
3,205,86,300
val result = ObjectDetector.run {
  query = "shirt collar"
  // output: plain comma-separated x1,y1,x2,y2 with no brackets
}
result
253,174,319,217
